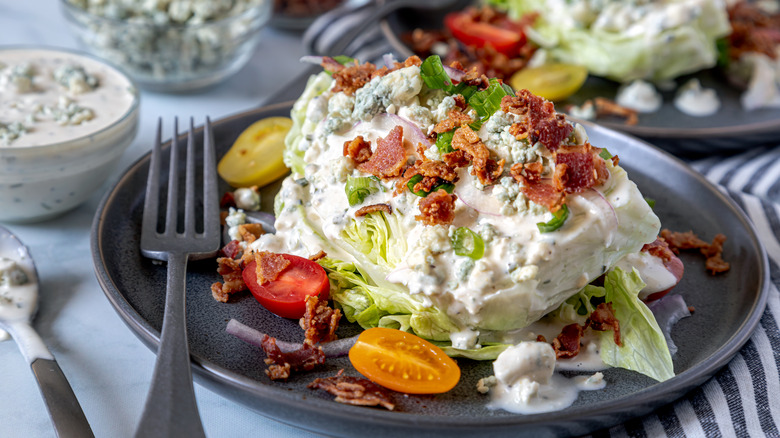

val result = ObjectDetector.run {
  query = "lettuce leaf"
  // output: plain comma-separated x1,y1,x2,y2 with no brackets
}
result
599,267,675,382
284,72,333,175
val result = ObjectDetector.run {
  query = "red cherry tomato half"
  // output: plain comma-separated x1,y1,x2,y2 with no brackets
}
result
644,252,685,302
242,254,330,319
444,11,526,57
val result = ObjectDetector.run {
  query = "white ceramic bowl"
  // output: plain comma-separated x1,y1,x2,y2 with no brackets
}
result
61,0,272,92
0,47,139,223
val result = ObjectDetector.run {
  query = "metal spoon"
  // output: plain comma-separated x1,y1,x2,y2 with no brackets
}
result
0,225,94,438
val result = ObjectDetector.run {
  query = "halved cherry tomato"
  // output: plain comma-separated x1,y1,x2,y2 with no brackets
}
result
242,254,329,319
349,327,460,394
644,251,685,302
509,63,588,102
444,11,526,57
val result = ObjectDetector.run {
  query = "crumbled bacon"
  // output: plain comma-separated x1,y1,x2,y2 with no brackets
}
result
660,230,731,275
355,203,392,217
219,240,243,259
343,136,372,164
330,60,377,96
357,126,407,178
255,251,291,284
642,237,676,263
300,295,341,345
416,189,457,225
727,1,780,61
433,109,474,133
516,177,565,213
554,143,608,193
510,161,543,183
308,370,395,410
552,323,583,359
261,335,326,380
586,302,622,347
594,98,638,126
211,256,246,302
452,125,496,185
220,191,236,209
396,159,460,195
441,149,470,168
309,250,327,262
237,223,264,244
501,89,573,152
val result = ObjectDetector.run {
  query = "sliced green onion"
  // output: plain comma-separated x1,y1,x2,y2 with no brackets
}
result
333,55,355,66
420,55,452,90
537,204,569,233
435,130,455,154
599,148,613,160
450,82,478,100
345,176,379,206
433,182,455,194
468,78,513,122
645,197,656,208
452,227,485,260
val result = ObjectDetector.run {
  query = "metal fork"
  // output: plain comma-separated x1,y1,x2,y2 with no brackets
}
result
136,118,220,438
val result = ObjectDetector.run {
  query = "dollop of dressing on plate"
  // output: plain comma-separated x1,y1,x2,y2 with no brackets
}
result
674,79,720,116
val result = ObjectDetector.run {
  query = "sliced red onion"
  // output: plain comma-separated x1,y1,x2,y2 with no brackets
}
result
226,318,358,357
453,168,503,216
586,187,618,230
383,53,396,69
647,294,691,357
300,55,324,65
443,65,466,82
374,113,431,148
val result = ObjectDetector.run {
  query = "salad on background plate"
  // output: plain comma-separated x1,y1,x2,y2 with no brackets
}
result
212,54,730,414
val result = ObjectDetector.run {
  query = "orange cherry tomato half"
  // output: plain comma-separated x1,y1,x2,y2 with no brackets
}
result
348,327,460,394
242,255,330,319
444,11,525,57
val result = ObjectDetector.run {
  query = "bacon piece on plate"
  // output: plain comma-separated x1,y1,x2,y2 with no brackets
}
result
552,323,583,359
254,251,291,284
211,256,247,302
261,335,325,381
416,189,457,225
357,126,407,178
308,370,396,410
300,295,342,345
586,302,622,347
660,230,730,275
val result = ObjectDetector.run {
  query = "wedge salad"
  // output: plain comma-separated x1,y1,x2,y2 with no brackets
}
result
215,55,719,413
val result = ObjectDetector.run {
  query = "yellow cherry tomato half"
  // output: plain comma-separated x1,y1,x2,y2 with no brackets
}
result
509,63,588,102
348,327,460,394
218,117,292,188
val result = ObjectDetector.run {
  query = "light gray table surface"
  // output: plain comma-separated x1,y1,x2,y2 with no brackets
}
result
0,2,325,437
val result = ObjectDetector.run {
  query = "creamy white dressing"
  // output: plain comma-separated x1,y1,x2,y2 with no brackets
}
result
616,80,662,113
614,251,677,298
0,234,52,362
0,48,136,147
674,78,720,116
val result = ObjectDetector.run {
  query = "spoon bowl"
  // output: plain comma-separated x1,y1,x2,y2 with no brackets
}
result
0,225,94,438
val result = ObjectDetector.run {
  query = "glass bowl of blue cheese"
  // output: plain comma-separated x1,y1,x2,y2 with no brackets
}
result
0,47,139,223
61,0,272,92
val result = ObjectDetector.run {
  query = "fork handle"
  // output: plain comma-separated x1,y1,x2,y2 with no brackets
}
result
135,252,206,438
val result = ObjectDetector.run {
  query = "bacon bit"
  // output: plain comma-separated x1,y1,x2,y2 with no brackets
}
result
416,159,459,181
688,306,696,313
501,89,573,152
610,155,620,167
343,136,372,164
321,56,347,73
331,60,377,96
300,295,342,345
219,240,243,259
508,122,529,140
237,223,264,244
308,370,395,410
433,109,474,134
586,302,622,347
536,334,547,343
255,251,291,284
594,98,638,126
554,143,609,193
510,161,543,183
261,335,325,380
416,189,457,225
727,1,780,61
642,237,676,263
452,125,496,185
355,203,392,217
219,210,230,225
441,149,470,168
357,126,407,178
460,71,491,90
211,257,246,302
660,230,730,275
552,323,583,359
518,178,565,213
309,250,327,262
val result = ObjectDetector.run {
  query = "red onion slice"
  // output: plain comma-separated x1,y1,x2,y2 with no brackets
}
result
443,65,466,82
226,318,357,357
372,113,431,149
383,53,397,69
453,168,503,216
300,55,324,65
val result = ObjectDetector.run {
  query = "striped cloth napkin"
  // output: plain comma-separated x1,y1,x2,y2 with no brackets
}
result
307,11,780,436
594,148,780,438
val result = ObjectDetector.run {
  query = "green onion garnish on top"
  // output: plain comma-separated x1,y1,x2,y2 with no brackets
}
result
407,175,455,197
420,55,452,90
537,204,569,233
435,130,455,154
645,197,656,208
599,149,613,160
345,176,379,206
452,227,485,260
468,78,514,128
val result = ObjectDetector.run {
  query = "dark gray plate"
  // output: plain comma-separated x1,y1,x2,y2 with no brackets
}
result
378,5,780,156
91,102,769,437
